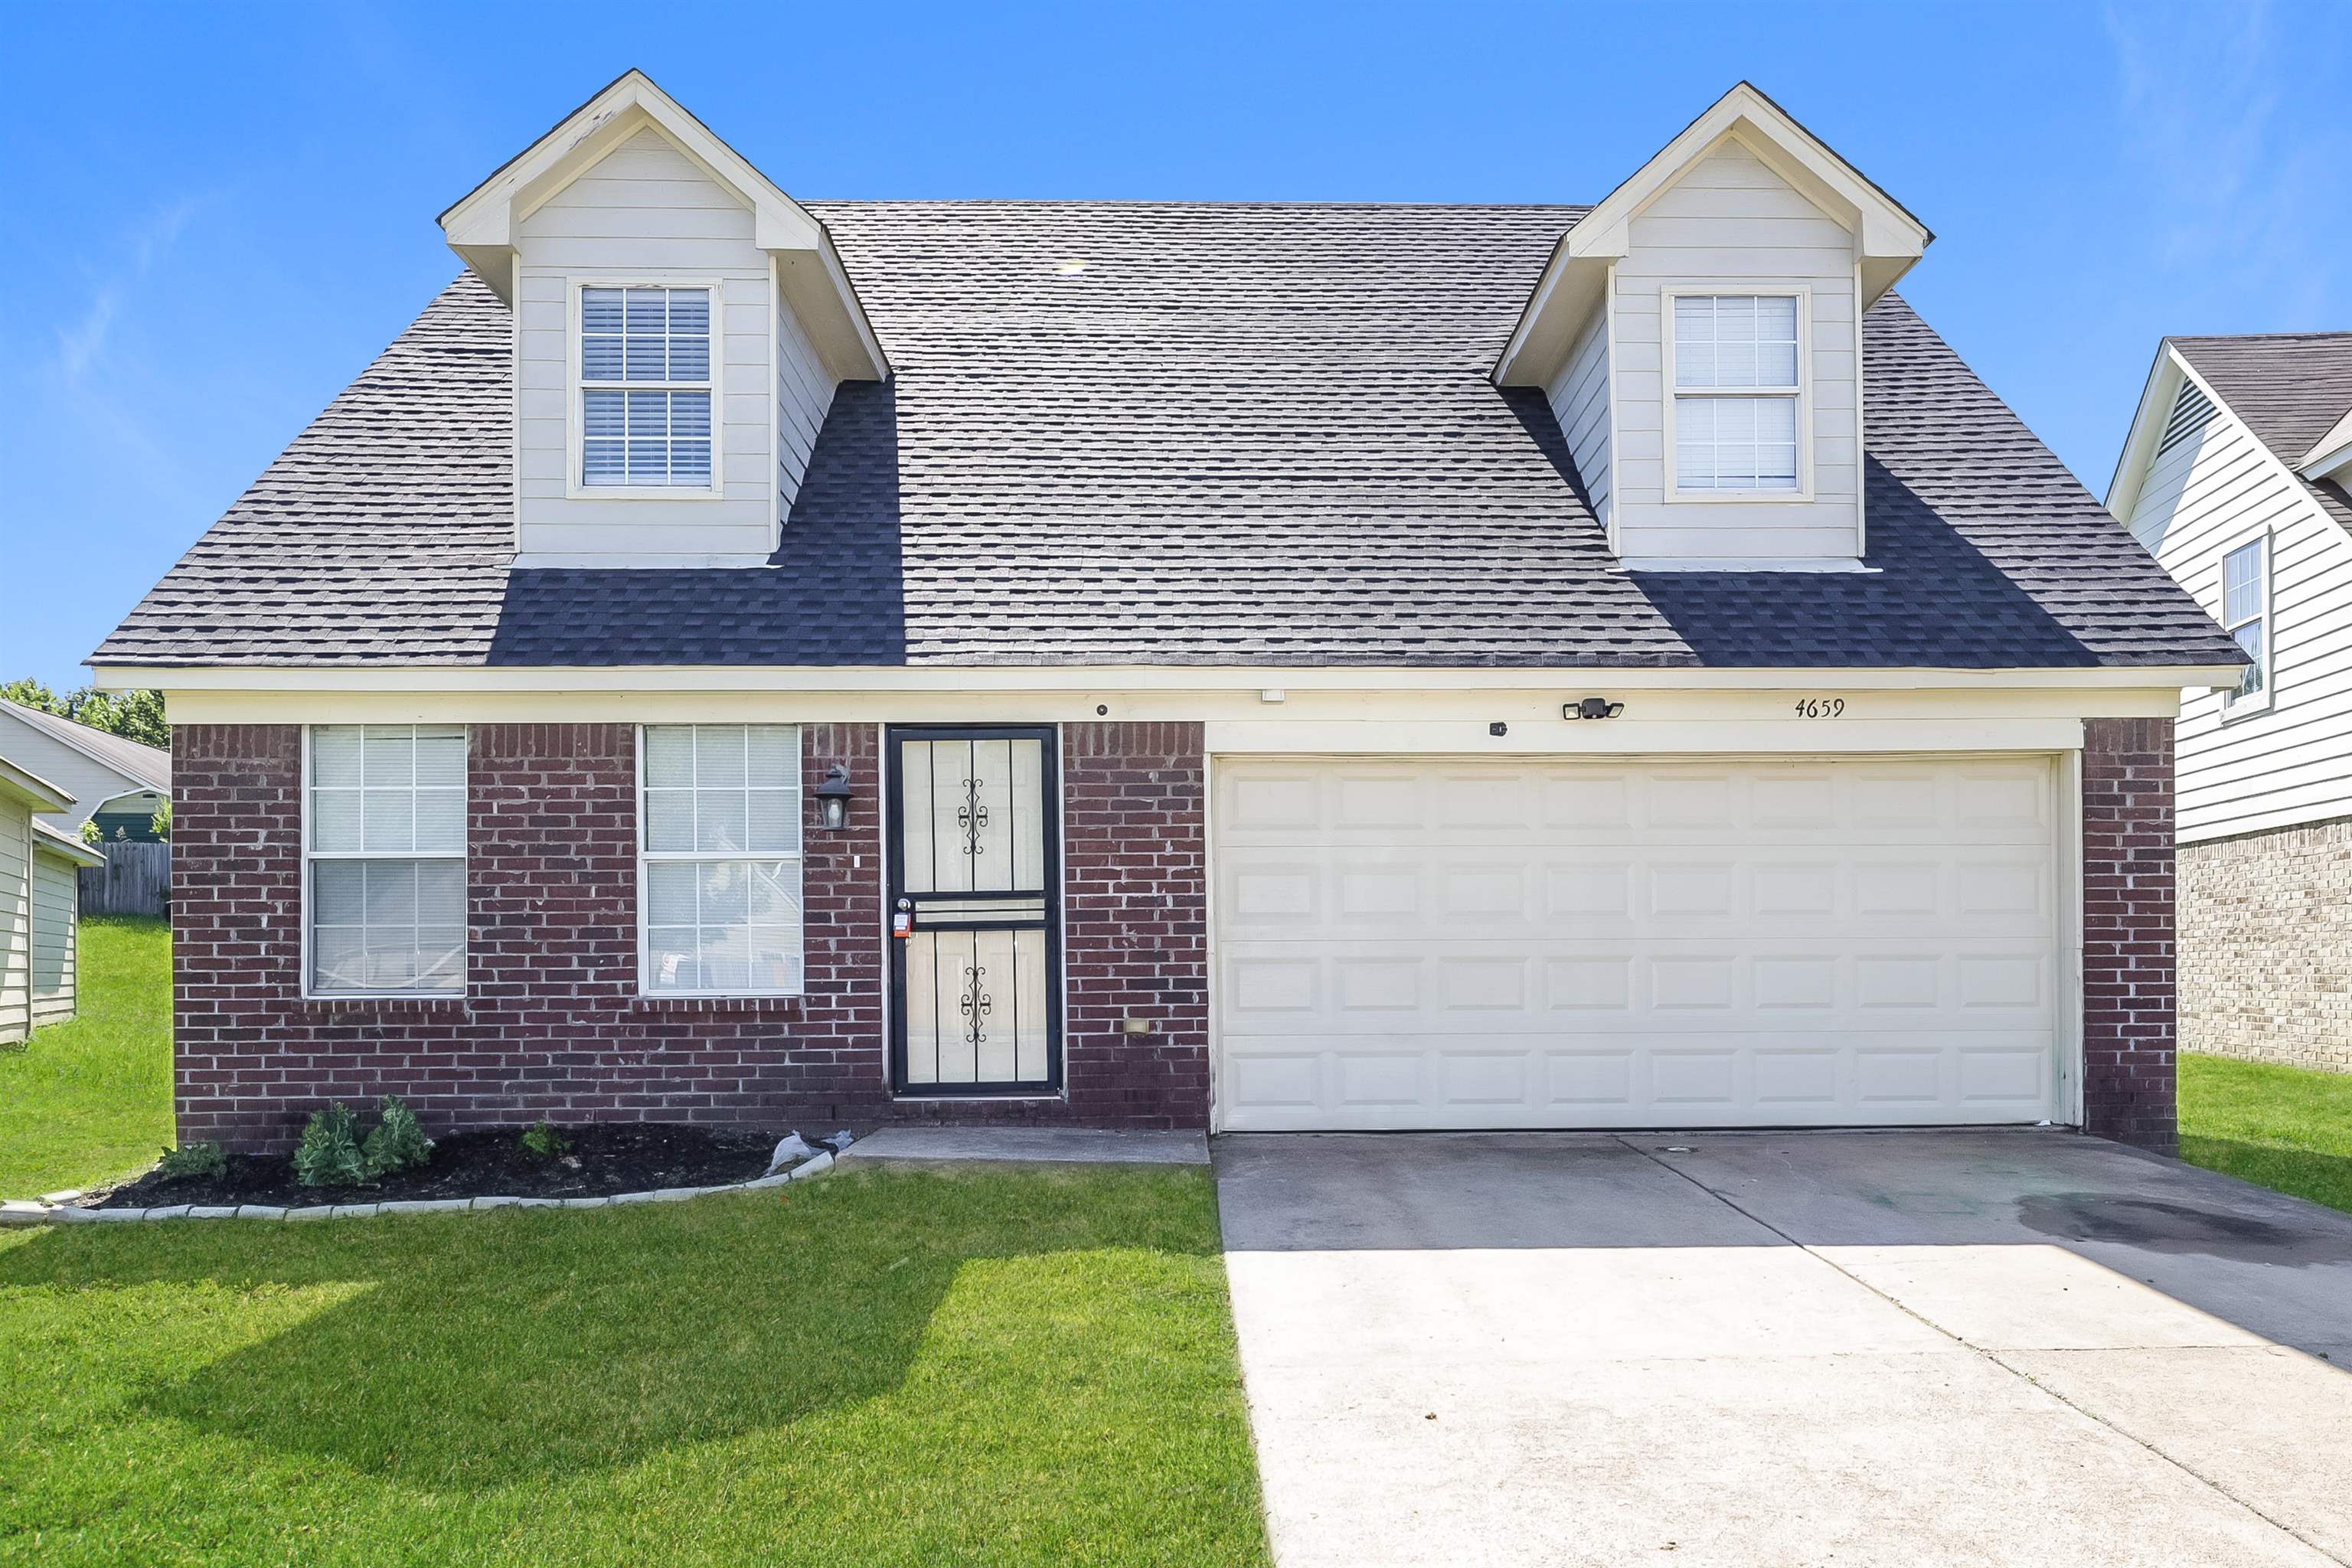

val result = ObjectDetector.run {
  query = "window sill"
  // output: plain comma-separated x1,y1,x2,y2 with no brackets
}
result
631,993,806,1012
1619,557,1877,574
561,485,727,503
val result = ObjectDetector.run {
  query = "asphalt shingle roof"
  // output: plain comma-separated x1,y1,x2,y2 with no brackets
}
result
2170,332,2352,540
96,201,2243,671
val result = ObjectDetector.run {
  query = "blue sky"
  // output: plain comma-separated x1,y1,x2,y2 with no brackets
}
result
5,0,2346,690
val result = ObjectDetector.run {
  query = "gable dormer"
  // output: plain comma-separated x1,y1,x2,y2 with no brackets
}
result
1497,83,1930,570
439,70,887,569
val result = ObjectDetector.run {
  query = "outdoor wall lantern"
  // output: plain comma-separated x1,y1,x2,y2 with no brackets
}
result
1563,697,1626,720
815,763,856,830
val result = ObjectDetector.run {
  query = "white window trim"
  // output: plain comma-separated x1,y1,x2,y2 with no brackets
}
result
2217,529,2274,720
1660,284,1815,505
564,276,727,501
299,724,469,1001
635,724,808,999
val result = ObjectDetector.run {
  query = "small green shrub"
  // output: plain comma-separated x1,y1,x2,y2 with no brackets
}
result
362,1096,433,1176
520,1121,571,1161
292,1102,370,1189
155,1142,227,1181
78,818,101,847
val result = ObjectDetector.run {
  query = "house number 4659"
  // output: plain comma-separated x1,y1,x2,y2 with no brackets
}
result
1792,697,1847,718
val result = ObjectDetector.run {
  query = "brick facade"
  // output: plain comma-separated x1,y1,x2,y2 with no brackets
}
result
2080,718,2180,1153
2179,816,2352,1076
172,720,1210,1150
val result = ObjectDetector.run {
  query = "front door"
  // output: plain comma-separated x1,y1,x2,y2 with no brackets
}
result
887,726,1062,1094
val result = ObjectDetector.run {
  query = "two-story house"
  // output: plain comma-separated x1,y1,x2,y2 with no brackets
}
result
2109,332,2352,1074
95,74,2243,1153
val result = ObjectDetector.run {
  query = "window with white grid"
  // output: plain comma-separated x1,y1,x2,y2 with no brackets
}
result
579,285,714,488
2221,536,2270,711
307,725,466,995
639,725,804,995
1671,293,1803,493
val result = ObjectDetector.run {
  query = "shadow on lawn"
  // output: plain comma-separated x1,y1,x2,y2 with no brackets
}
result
0,1167,1220,1491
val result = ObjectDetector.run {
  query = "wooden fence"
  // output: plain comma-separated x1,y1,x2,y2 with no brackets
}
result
80,839,169,917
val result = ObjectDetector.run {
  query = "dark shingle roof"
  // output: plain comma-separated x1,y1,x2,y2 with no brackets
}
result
97,201,2242,671
2170,332,2352,539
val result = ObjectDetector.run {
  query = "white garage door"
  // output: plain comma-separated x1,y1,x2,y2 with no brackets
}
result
1214,756,2063,1131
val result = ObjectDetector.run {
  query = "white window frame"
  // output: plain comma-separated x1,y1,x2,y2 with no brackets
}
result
564,276,726,501
635,724,807,999
1661,285,1815,504
299,724,469,1001
2218,530,2273,718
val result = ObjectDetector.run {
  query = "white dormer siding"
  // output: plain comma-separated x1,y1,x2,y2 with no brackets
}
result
776,283,834,509
1545,311,1612,531
514,128,799,566
1609,146,1861,565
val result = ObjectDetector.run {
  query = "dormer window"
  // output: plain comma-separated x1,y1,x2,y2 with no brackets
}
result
576,285,715,492
1668,292,1806,496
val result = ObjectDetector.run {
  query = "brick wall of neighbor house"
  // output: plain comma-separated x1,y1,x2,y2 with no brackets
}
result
171,720,1210,1150
2178,817,2352,1076
2080,717,2180,1153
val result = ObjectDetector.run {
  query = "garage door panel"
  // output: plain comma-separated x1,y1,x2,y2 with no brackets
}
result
1224,945,2056,1034
1216,758,2056,850
1220,850,2053,940
1216,1032,2058,1131
1214,755,2063,1131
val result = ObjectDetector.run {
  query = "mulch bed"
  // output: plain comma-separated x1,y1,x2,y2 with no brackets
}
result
87,1123,786,1210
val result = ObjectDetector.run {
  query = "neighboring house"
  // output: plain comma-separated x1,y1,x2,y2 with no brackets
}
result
93,74,2243,1155
2109,333,2352,1074
0,700,171,843
0,755,106,1044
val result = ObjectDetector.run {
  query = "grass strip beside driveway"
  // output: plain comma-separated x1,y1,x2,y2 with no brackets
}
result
2180,1050,2352,1216
0,1165,1269,1567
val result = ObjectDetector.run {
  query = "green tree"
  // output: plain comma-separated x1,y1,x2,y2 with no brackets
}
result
1,679,168,750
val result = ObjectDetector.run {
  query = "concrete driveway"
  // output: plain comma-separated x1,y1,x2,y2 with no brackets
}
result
1215,1130,2352,1567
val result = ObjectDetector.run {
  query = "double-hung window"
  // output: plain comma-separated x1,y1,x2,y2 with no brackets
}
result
307,725,466,995
2221,536,2270,711
639,724,804,995
1671,292,1805,495
579,285,714,490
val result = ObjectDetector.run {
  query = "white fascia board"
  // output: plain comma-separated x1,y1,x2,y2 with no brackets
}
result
90,662,2247,696
1492,82,1929,386
33,822,106,867
2299,406,2352,481
2104,341,2188,519
0,756,76,813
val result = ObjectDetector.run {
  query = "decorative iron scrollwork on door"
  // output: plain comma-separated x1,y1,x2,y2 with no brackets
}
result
958,772,990,861
958,961,992,1050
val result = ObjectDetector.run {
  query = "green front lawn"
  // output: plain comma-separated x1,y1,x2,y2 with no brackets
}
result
2179,1051,2352,1216
0,1165,1269,1566
0,916,173,1197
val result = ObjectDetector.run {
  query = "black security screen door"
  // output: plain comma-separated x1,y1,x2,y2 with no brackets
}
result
887,726,1063,1094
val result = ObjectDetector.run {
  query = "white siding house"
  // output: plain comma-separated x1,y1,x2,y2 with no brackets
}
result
2109,332,2352,1072
0,755,104,1044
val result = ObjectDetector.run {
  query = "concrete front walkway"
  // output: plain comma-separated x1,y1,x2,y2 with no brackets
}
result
1215,1130,2352,1568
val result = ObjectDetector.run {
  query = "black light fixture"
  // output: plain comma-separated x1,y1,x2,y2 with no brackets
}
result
1563,697,1626,720
815,763,855,830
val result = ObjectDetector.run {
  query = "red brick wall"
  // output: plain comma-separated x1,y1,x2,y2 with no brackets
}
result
1060,722,1210,1127
2081,717,2178,1153
172,720,1210,1149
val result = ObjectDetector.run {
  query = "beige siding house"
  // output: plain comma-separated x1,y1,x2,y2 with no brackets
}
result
0,755,106,1044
